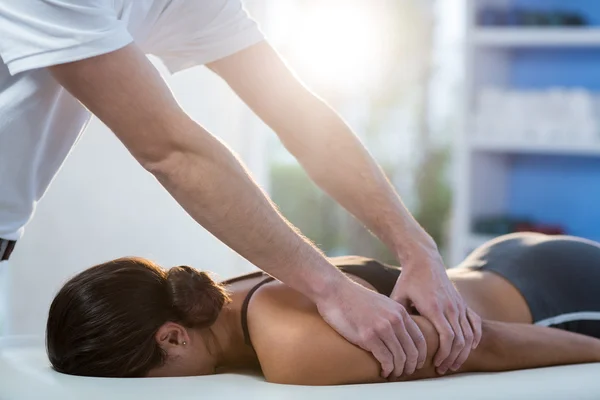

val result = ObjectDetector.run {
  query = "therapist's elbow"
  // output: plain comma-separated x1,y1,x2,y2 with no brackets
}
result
134,122,207,180
133,137,181,179
140,147,184,182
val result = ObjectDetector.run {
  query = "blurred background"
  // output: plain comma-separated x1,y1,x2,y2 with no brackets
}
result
4,0,600,334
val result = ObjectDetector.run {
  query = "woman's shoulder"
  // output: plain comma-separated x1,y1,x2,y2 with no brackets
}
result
245,282,382,385
246,281,320,359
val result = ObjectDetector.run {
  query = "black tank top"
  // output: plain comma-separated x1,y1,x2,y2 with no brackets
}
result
220,256,402,349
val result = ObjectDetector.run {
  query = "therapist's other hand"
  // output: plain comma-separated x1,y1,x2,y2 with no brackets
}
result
390,240,483,375
316,279,427,379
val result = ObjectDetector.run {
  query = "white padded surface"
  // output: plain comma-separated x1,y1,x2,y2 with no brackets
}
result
1,336,600,400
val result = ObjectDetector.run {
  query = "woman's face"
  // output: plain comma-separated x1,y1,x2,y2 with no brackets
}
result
146,328,218,377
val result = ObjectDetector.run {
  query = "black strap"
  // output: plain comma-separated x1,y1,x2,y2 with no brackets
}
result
0,239,16,261
241,276,275,348
234,258,401,350
220,271,266,285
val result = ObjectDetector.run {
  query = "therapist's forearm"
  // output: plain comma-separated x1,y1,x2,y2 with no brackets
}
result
206,42,433,265
280,98,435,263
147,121,348,300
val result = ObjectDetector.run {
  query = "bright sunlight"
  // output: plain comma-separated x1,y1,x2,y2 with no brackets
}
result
283,1,390,94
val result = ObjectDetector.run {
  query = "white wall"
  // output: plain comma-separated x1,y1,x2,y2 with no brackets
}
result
4,60,271,335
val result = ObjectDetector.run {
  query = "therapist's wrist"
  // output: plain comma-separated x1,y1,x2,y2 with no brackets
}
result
393,229,440,269
301,258,352,304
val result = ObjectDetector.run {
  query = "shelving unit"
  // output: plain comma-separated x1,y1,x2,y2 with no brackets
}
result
473,27,600,47
449,0,600,266
470,138,600,156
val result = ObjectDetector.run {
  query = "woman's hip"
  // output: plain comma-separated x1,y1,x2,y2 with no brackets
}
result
458,233,600,338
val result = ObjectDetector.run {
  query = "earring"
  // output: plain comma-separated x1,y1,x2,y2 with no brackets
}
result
182,341,187,346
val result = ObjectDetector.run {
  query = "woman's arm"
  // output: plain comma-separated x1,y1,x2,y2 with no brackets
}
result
250,286,600,385
403,318,600,382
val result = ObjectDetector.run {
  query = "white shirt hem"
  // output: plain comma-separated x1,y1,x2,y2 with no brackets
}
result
165,32,265,74
6,31,134,75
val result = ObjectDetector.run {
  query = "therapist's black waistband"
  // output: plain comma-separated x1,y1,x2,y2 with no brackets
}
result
0,239,16,261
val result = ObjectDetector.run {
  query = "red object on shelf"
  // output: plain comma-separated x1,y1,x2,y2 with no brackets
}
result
515,223,565,235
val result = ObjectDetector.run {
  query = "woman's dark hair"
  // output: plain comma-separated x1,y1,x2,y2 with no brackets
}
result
46,257,229,377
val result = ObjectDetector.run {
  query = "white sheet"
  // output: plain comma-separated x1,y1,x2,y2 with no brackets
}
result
1,336,600,400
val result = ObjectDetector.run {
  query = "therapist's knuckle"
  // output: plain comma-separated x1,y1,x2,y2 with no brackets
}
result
464,329,474,343
442,328,455,341
454,335,465,349
429,301,443,314
397,304,409,316
393,312,407,327
378,319,394,334
397,350,407,364
405,346,418,362
362,328,376,343
448,304,460,317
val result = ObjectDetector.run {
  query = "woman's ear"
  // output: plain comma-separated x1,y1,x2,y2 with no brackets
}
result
155,322,190,353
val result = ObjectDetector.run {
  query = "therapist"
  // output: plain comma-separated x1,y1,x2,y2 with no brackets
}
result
0,0,481,378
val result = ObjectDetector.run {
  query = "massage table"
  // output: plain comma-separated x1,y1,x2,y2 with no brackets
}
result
1,336,599,400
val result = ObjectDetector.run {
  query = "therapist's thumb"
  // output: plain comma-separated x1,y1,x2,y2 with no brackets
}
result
390,285,410,308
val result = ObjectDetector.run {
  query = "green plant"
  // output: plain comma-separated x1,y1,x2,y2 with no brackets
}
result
269,163,344,253
414,146,452,250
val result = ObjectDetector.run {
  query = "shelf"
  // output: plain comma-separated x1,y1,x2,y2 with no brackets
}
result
470,138,600,156
473,28,600,47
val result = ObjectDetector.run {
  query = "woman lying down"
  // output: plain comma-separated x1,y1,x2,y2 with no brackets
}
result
46,232,600,385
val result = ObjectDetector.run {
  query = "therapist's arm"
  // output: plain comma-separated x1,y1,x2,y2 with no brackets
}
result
48,43,423,379
207,41,482,375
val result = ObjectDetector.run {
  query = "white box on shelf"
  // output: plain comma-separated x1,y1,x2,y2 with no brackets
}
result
472,88,600,148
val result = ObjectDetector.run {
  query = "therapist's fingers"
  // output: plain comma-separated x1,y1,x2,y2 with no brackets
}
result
431,309,456,372
450,309,474,371
368,335,396,379
389,316,419,378
377,317,408,378
437,306,466,374
403,312,427,371
468,308,483,349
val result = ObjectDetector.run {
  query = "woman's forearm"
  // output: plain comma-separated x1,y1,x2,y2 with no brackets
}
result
401,317,600,381
467,320,600,372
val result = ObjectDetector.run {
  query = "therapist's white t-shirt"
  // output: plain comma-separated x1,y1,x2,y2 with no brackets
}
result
0,0,264,241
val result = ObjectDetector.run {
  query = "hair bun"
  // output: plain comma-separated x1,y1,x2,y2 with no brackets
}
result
165,265,229,328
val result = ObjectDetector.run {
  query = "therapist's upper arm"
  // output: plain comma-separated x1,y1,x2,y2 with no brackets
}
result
206,41,318,132
48,43,189,166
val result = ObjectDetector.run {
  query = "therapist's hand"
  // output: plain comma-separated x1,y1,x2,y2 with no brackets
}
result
390,240,483,375
316,278,427,379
